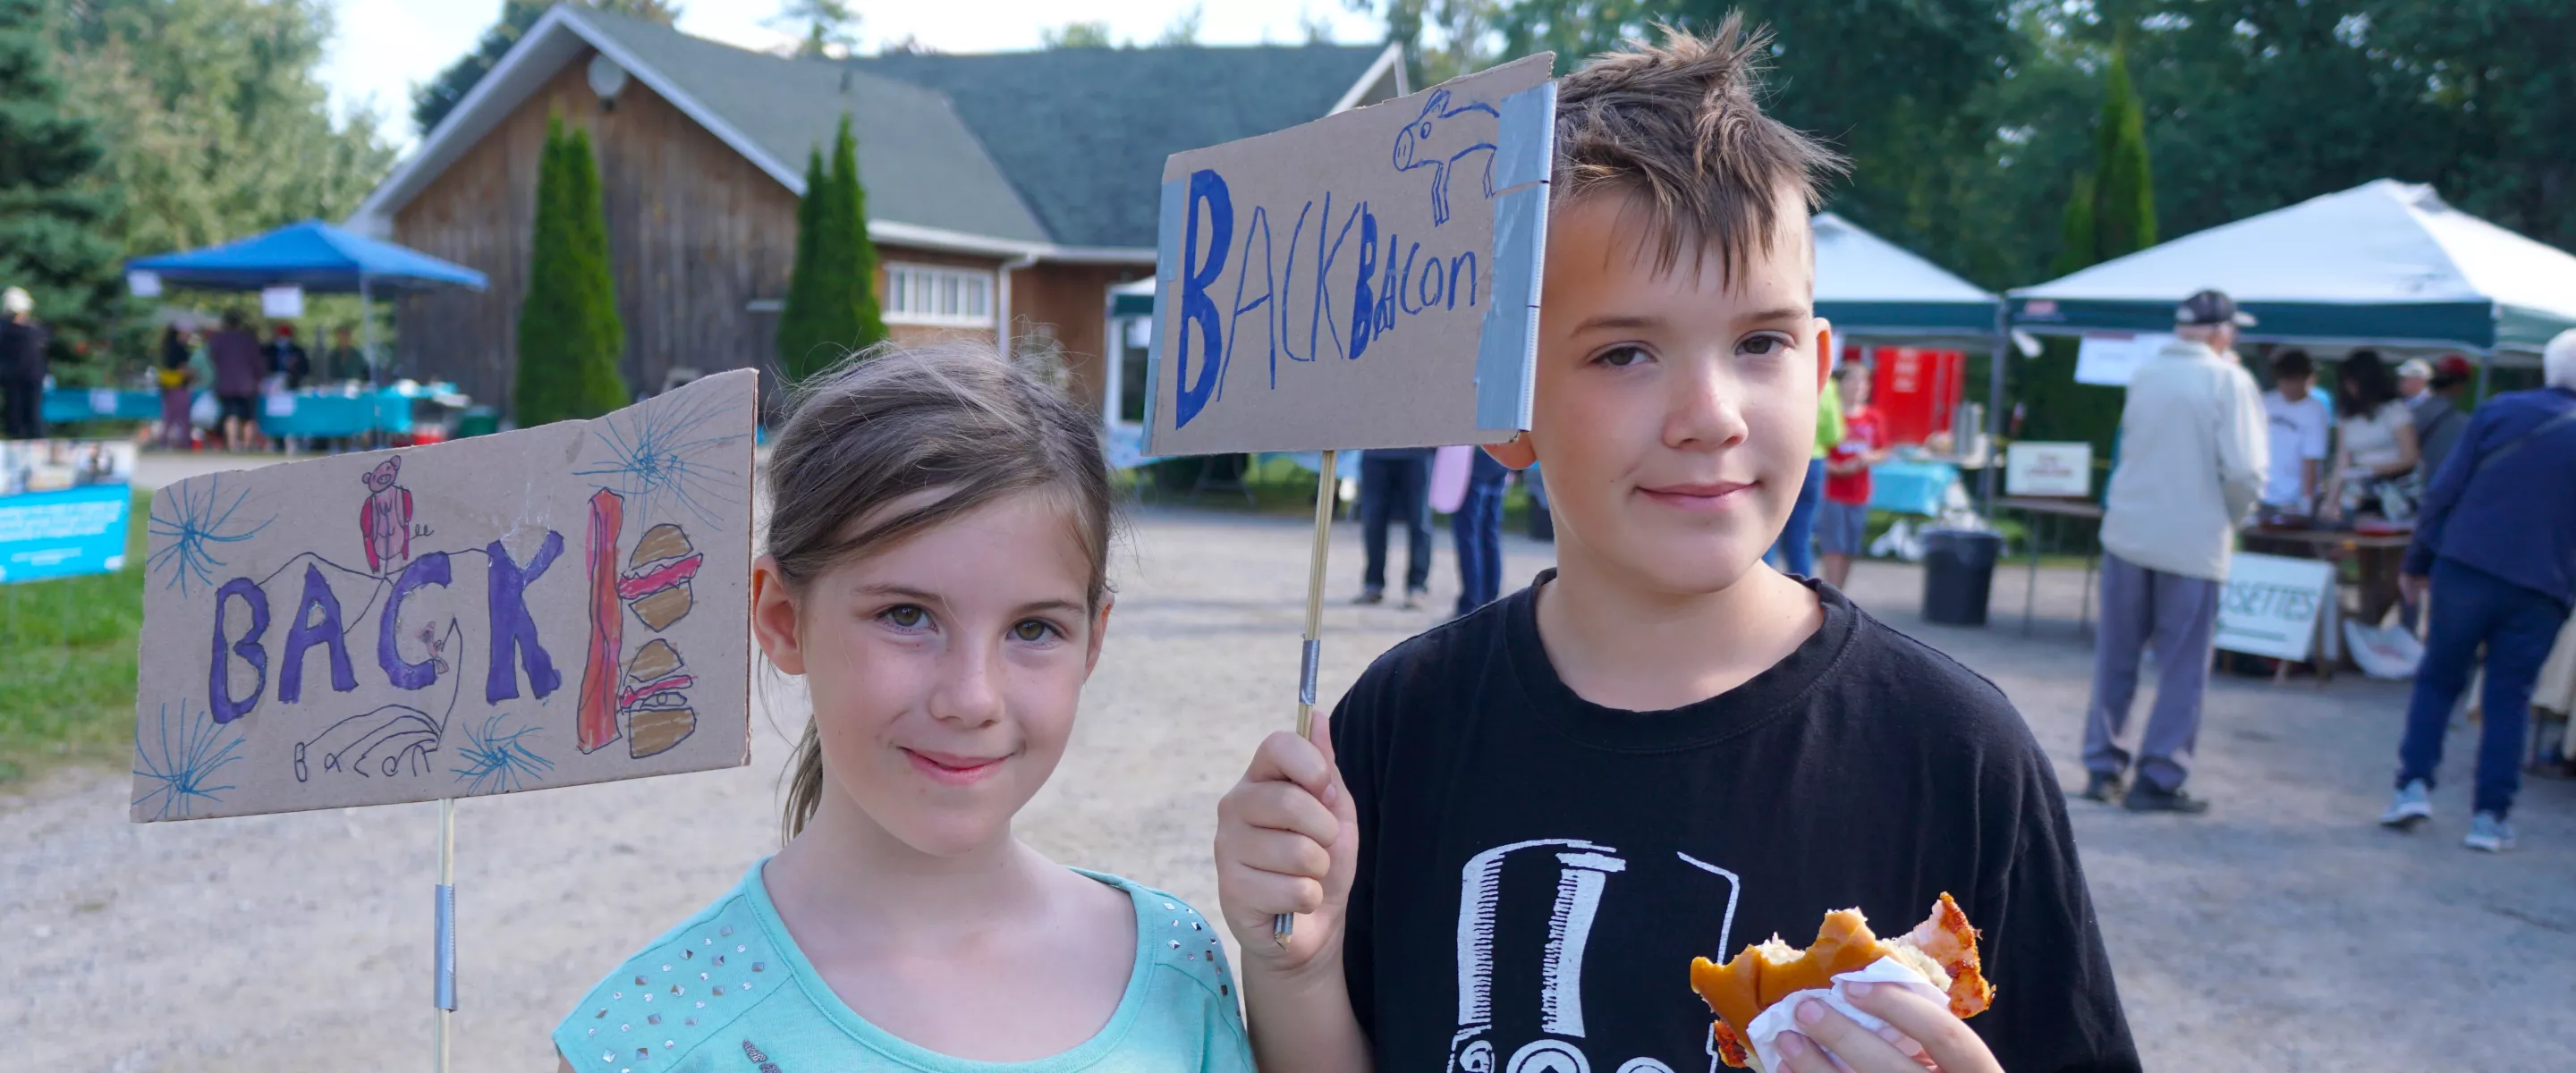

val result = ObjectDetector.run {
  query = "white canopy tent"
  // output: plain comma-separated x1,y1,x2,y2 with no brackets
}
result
2012,180,2576,379
1812,211,2002,341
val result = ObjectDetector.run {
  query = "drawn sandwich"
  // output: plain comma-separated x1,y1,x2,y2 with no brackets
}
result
621,524,701,631
617,524,703,757
622,638,694,758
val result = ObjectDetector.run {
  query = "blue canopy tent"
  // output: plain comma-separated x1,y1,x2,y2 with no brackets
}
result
125,219,487,385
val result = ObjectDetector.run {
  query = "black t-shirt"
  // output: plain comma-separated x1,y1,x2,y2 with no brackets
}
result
1332,572,2140,1073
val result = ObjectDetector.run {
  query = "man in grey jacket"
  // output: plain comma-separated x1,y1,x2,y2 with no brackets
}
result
2078,290,2269,814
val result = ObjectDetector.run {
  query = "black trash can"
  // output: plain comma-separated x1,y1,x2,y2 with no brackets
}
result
1919,528,2003,626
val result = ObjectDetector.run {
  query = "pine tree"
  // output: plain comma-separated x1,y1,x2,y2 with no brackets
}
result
827,114,889,359
775,115,886,384
775,148,828,381
514,114,626,427
561,123,627,410
2089,50,2156,261
2021,49,2158,460
0,0,123,350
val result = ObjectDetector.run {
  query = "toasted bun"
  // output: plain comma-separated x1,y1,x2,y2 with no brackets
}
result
630,523,692,569
1691,895,1993,1069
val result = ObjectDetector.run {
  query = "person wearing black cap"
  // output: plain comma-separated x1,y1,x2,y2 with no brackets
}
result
2078,289,2268,814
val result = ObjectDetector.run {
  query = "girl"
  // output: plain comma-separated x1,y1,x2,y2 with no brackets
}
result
555,345,1251,1072
2320,349,2421,521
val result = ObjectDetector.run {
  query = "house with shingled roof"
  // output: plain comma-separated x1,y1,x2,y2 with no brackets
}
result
349,4,1404,418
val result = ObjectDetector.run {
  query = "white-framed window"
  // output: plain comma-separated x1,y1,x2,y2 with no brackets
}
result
884,263,996,327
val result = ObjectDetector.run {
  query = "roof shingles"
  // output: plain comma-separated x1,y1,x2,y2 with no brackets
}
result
573,9,1385,251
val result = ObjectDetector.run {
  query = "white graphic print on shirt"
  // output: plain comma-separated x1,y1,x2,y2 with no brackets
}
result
1445,839,1741,1073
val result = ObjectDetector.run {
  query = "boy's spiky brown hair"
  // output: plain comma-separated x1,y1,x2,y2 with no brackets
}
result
1553,14,1848,284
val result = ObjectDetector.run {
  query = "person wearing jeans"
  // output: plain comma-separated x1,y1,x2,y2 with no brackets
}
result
2380,331,2576,851
1450,450,1509,616
1357,447,1434,608
1769,370,1841,577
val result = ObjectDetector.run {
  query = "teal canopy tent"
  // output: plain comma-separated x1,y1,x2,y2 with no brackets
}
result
1813,212,2002,341
2009,181,2576,372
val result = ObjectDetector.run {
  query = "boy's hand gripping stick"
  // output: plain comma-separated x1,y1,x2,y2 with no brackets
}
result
1275,450,1337,946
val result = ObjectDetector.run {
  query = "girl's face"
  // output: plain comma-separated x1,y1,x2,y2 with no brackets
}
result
753,489,1108,858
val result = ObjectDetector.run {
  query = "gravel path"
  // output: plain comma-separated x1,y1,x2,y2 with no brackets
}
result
6,505,2571,1070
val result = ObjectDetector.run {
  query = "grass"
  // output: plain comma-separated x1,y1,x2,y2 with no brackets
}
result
0,488,149,785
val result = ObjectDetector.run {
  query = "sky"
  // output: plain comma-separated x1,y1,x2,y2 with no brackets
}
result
323,0,1388,152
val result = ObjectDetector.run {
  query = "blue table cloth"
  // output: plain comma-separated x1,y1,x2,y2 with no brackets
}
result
1867,460,1961,517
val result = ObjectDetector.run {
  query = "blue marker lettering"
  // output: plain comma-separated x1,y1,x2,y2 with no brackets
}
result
1348,204,1378,359
484,531,564,705
209,577,270,724
278,562,357,703
1174,168,1232,428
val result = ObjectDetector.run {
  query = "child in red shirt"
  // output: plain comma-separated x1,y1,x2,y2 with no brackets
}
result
1820,361,1889,588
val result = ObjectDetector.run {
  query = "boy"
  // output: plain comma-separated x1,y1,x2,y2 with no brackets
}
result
1213,21,2139,1073
2260,350,2328,513
1819,361,1887,589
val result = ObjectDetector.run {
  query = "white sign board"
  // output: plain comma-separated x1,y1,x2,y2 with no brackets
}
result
2214,552,2336,661
260,284,305,319
2004,442,2092,497
127,270,163,298
1146,55,1555,456
2073,333,2172,386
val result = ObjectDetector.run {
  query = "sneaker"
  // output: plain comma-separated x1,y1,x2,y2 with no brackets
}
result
1402,587,1428,611
2071,770,2124,803
2123,782,2211,815
1353,587,1385,606
2378,780,2433,830
2464,812,2515,852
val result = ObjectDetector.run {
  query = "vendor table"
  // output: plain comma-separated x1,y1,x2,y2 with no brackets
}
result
2243,526,2417,663
1995,496,2103,635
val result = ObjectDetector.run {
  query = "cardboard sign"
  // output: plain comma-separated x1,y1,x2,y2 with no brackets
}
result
1146,55,1555,456
2004,442,2092,497
2215,552,2335,661
130,371,758,822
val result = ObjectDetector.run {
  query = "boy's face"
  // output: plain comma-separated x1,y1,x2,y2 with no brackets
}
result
1497,190,1826,596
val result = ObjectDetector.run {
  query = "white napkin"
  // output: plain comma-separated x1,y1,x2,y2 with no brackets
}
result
1742,956,1949,1072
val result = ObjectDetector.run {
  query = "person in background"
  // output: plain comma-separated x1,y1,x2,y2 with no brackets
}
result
1449,448,1510,617
2080,290,2267,815
156,325,196,450
2260,349,2331,513
267,322,311,391
1,287,51,439
2398,355,2472,484
2320,349,2419,520
1354,447,1435,609
1769,362,1842,576
2380,329,2576,852
1818,361,1887,589
207,310,267,452
323,325,369,385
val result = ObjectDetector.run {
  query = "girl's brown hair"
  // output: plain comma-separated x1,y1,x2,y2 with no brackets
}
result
765,342,1114,842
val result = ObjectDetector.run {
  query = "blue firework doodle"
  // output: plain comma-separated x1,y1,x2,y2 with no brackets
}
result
572,385,745,528
146,477,274,596
132,699,247,821
451,712,554,795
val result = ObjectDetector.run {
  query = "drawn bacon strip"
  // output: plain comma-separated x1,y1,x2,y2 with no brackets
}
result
619,673,695,711
574,489,625,754
616,552,703,601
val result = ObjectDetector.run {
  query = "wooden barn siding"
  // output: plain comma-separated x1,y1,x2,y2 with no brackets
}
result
394,52,800,413
1013,262,1147,416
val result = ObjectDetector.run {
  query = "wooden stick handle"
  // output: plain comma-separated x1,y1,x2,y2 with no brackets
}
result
435,797,455,1072
1275,450,1338,945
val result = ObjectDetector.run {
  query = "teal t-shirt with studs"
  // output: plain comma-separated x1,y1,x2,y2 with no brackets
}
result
554,860,1253,1072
